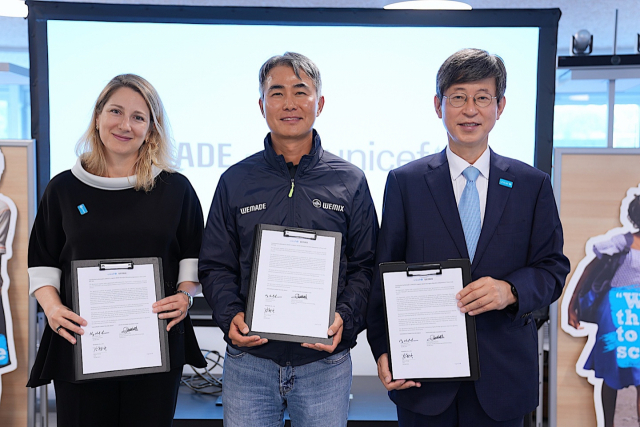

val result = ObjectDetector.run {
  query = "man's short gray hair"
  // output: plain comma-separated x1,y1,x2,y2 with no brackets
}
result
436,48,507,102
259,52,322,99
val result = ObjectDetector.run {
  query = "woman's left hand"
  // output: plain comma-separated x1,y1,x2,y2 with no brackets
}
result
152,292,189,331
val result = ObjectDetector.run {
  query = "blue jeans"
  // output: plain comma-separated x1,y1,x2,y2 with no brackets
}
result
222,346,352,427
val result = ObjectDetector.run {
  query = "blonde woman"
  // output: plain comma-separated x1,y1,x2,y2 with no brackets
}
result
27,74,205,427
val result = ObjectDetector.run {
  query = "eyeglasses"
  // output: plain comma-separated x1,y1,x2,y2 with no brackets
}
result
443,93,497,108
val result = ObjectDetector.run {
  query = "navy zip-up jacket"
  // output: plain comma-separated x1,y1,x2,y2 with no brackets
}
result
199,131,379,366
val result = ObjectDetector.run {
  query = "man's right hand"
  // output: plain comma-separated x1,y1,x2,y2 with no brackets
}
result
377,353,421,391
228,312,268,347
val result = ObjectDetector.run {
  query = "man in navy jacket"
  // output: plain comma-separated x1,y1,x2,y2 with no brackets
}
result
199,52,378,427
366,48,570,426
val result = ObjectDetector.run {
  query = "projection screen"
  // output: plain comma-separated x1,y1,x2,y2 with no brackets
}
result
28,3,560,218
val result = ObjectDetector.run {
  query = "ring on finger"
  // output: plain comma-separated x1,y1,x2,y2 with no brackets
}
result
56,325,64,334
178,309,183,317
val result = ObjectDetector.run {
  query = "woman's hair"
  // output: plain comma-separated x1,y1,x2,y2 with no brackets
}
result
75,74,175,192
628,194,640,230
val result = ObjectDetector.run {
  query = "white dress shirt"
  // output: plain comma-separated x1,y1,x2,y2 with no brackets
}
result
446,145,490,226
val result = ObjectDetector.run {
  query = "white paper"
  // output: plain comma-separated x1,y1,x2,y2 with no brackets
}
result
250,230,335,339
383,268,471,380
76,264,163,374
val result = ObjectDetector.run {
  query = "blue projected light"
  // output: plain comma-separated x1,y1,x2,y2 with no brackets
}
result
46,20,540,219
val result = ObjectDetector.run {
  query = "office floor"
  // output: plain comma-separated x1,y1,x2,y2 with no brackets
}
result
174,375,398,427
39,376,399,427
39,375,557,427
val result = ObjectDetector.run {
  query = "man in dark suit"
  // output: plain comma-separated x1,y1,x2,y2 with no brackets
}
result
366,48,570,426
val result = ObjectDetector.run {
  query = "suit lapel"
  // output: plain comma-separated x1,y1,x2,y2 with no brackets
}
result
472,150,514,272
423,151,468,259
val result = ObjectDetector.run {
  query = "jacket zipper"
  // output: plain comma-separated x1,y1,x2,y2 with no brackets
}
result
288,179,295,198
288,178,296,227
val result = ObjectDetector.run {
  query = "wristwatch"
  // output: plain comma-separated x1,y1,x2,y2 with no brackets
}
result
510,283,519,302
508,282,519,313
177,289,193,309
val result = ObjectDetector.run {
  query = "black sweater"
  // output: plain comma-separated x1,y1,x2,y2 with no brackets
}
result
27,162,205,386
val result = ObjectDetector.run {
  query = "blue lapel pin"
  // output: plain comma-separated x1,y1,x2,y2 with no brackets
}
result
499,179,513,188
77,204,88,215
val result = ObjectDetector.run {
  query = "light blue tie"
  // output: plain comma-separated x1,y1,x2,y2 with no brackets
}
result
459,166,481,262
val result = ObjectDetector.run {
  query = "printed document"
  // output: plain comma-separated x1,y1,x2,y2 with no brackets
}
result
384,268,471,380
76,264,163,374
250,230,335,339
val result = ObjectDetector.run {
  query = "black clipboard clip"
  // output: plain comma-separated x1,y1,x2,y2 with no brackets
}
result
283,229,317,240
406,263,442,276
99,260,134,270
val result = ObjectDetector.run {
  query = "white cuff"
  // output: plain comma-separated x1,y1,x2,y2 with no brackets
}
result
177,258,201,296
28,266,62,296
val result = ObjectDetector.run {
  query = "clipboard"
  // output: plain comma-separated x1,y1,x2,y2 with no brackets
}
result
245,224,341,345
70,257,170,381
380,259,480,382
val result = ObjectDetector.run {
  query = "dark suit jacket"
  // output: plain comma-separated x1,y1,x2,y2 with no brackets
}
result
366,149,570,421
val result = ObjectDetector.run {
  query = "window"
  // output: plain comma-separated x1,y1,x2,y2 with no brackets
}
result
554,77,640,149
0,83,30,139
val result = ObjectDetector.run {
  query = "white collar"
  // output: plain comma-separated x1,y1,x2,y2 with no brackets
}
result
71,158,163,191
446,145,490,181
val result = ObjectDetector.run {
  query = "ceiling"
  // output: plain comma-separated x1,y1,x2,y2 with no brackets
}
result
2,0,639,55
